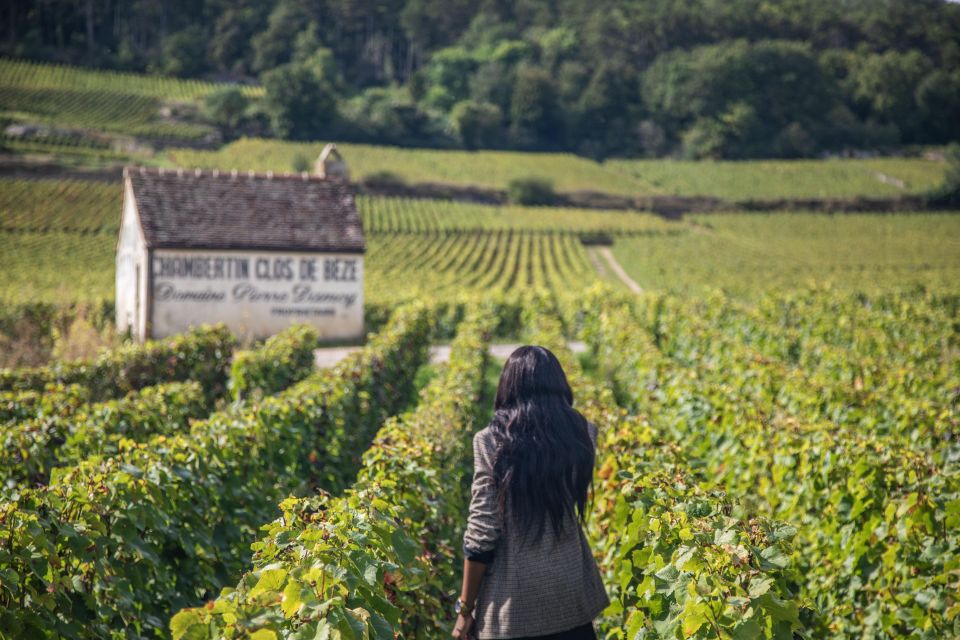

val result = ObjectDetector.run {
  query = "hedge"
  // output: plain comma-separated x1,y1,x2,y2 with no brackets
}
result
0,303,431,638
170,304,496,639
0,380,208,489
229,324,320,401
0,324,236,402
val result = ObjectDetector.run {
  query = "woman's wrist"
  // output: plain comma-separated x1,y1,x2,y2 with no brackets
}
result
455,596,476,616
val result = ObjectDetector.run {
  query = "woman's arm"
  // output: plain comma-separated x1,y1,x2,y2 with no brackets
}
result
455,430,502,638
453,558,487,639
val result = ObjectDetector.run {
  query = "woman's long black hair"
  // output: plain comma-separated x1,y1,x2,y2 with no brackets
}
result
489,345,595,544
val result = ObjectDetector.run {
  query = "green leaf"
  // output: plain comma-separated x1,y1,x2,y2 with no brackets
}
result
625,610,646,640
755,592,800,626
390,528,418,565
759,546,789,570
250,568,288,598
731,620,762,640
170,610,206,640
282,579,304,617
748,577,773,598
681,606,707,636
312,620,332,640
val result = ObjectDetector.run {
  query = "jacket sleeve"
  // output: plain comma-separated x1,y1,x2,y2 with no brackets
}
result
587,420,598,449
463,429,502,564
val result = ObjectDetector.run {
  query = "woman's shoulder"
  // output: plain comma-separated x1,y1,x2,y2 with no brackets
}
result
473,423,501,450
585,419,599,445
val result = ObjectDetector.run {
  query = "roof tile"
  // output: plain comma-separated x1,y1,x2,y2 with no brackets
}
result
126,168,365,253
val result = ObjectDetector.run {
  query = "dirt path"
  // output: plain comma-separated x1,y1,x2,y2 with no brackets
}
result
315,341,587,369
872,171,906,190
586,247,608,278
597,247,643,293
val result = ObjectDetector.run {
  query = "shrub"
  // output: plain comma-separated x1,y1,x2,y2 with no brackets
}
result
362,170,407,189
229,324,319,401
204,87,250,132
507,176,556,205
450,100,503,149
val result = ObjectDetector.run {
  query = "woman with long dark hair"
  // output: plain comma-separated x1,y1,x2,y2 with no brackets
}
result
452,345,609,639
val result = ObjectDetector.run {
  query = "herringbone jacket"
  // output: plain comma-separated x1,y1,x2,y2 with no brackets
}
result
462,421,609,639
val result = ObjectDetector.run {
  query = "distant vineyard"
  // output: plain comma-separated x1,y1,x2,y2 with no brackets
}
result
357,195,671,234
0,231,114,304
612,211,960,294
0,86,216,140
0,179,666,235
366,231,609,304
2,176,959,304
0,178,121,232
0,58,262,100
0,58,261,143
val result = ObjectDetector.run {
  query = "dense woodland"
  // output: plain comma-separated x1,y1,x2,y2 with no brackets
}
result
3,0,960,158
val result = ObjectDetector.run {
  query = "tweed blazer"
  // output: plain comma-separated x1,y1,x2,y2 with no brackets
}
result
462,421,610,639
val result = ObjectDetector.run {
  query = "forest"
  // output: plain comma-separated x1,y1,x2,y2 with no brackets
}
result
3,0,960,158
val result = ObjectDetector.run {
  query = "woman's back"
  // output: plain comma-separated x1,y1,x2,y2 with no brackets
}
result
464,421,609,639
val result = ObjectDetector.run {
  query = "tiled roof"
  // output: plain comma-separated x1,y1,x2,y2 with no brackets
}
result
125,167,365,253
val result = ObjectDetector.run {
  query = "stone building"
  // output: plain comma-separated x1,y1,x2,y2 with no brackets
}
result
116,163,365,342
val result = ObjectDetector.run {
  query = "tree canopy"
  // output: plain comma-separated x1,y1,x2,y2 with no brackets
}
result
3,0,959,157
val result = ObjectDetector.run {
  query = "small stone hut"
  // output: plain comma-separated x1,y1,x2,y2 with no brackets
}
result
116,162,365,342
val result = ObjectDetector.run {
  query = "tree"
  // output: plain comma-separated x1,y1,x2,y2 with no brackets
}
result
252,0,311,73
204,88,250,133
209,2,269,74
850,50,933,141
450,100,503,149
158,26,208,78
261,63,337,140
914,71,960,143
423,47,477,111
573,62,640,158
643,40,838,157
509,66,562,149
927,143,960,208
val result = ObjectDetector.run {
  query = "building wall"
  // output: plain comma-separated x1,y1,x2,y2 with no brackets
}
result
149,248,364,341
115,181,148,341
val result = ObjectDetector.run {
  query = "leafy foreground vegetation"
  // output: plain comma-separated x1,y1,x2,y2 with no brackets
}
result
0,285,956,638
578,286,958,638
0,306,430,637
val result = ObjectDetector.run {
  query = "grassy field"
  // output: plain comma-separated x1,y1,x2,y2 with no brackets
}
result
170,138,654,195
171,138,947,200
607,157,946,199
612,212,960,294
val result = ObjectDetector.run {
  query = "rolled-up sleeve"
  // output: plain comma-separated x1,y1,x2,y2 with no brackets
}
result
463,429,502,563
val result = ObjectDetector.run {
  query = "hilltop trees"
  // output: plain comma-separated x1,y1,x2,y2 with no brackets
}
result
2,0,960,157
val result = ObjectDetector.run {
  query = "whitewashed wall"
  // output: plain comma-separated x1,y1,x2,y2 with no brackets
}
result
115,181,148,341
149,248,364,340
